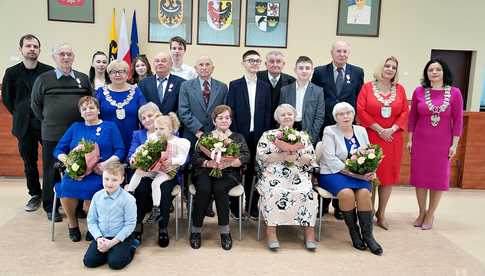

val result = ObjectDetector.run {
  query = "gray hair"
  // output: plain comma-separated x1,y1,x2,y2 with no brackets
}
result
332,102,355,120
51,43,72,55
266,51,285,60
138,102,160,121
274,104,296,122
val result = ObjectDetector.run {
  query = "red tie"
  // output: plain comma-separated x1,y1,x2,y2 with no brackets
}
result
203,80,210,105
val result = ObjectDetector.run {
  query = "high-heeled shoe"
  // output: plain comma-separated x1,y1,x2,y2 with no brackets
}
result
421,216,434,230
304,239,318,251
413,214,425,227
267,240,280,251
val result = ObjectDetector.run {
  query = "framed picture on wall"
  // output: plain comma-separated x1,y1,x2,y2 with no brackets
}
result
197,0,241,46
47,0,95,23
336,0,381,37
244,0,289,48
148,0,193,44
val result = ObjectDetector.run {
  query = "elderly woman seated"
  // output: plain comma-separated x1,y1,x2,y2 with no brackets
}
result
256,104,318,251
55,96,125,242
190,105,250,250
316,102,383,255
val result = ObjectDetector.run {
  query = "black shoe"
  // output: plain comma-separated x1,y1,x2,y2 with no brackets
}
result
68,227,81,242
334,208,343,220
133,223,143,244
145,206,162,224
342,209,367,251
190,232,201,249
85,231,93,241
220,233,232,250
47,211,63,222
358,211,383,256
25,195,41,212
158,231,170,248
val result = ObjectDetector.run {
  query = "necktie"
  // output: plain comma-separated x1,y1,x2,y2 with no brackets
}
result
335,67,344,96
202,80,210,106
157,77,167,102
270,77,278,88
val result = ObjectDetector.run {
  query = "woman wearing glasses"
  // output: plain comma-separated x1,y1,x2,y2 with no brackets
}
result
96,60,146,149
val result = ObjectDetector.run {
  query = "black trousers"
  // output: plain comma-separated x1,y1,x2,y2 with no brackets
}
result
17,128,42,197
41,140,61,212
192,173,237,227
133,176,177,229
83,237,135,270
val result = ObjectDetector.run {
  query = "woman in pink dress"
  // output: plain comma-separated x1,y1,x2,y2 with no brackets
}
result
407,58,463,230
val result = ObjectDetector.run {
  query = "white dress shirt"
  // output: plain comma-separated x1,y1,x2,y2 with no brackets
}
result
268,72,280,88
171,63,197,80
245,75,257,132
295,81,308,122
156,73,170,98
333,63,347,82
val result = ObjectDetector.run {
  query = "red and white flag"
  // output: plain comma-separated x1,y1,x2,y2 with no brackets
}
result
117,9,131,67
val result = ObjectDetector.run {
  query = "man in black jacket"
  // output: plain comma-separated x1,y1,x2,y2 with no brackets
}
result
2,34,53,212
257,51,295,126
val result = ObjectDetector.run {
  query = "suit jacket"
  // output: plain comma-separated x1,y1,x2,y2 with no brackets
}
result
1,62,53,138
315,124,369,174
226,76,272,145
138,73,185,114
279,82,325,145
311,63,364,127
178,77,228,146
257,70,295,126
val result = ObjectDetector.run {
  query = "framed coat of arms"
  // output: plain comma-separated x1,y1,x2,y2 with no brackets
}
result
244,0,289,48
148,0,193,43
47,0,95,23
197,0,241,46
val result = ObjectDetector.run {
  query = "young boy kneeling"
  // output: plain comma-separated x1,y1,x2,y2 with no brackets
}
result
83,161,137,270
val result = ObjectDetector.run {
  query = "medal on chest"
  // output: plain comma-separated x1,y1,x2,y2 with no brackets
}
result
116,108,126,120
372,81,396,119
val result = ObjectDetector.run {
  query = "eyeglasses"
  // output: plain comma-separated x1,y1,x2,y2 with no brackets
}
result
335,110,353,117
109,70,127,75
244,58,262,65
56,51,73,58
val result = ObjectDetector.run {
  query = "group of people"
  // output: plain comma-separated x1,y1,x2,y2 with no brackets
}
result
1,33,463,269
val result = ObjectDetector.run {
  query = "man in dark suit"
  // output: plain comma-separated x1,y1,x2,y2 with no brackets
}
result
279,56,325,146
178,56,228,147
311,41,364,220
226,50,272,218
2,34,53,212
257,51,295,126
138,52,185,114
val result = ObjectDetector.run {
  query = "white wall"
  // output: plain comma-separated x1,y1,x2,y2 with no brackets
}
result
1,0,484,110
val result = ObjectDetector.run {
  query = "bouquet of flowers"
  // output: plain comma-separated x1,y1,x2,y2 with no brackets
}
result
130,137,177,178
198,134,241,177
267,127,306,166
345,144,384,182
65,139,100,180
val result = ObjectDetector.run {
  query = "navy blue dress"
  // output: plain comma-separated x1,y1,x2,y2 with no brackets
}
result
318,135,371,196
96,86,146,149
54,121,125,200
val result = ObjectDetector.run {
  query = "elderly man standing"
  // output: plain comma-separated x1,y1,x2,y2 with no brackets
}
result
178,56,228,147
31,43,93,221
2,34,53,212
138,52,185,114
257,51,295,121
311,40,364,220
169,36,197,80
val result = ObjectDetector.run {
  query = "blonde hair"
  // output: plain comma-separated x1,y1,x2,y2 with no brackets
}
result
373,56,399,84
107,59,129,74
154,112,180,132
138,102,161,121
103,160,125,177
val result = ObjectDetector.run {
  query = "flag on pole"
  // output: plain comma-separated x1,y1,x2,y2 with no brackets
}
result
130,10,140,60
117,9,131,67
108,8,118,62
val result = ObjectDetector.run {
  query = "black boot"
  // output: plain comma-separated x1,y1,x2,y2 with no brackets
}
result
358,210,383,255
342,208,366,250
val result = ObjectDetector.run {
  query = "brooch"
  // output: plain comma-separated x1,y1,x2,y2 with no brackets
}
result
346,74,351,84
96,127,102,136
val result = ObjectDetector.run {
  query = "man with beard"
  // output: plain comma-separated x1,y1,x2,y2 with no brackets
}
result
2,34,53,212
